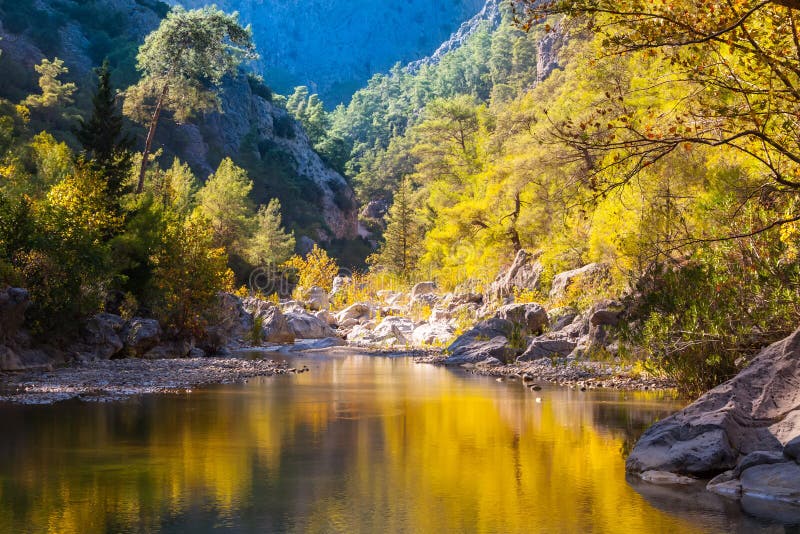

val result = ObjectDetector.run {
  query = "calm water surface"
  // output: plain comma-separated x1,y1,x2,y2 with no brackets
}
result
0,353,788,533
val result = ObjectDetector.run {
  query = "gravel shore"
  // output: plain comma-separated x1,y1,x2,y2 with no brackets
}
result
415,353,676,391
0,357,292,405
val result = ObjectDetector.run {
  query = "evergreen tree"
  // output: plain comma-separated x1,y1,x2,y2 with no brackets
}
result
245,199,295,267
77,60,132,201
371,177,421,277
124,6,257,193
195,157,254,253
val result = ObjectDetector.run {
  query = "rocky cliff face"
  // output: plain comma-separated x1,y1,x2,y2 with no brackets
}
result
0,0,357,241
170,0,486,105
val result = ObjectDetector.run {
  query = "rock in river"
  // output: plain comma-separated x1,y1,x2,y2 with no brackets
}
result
627,327,800,476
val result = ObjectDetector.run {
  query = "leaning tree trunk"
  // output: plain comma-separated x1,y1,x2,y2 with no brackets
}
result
136,83,169,194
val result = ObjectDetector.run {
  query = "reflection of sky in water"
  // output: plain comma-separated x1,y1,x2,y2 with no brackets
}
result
0,355,773,533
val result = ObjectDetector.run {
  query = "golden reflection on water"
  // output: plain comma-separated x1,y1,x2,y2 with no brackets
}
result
0,355,718,533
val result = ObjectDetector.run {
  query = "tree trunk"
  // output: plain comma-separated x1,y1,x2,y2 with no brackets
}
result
136,83,169,194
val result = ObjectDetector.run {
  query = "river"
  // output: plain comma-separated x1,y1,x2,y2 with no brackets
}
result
0,352,788,533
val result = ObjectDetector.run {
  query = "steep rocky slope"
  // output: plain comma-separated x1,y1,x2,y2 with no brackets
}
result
170,0,486,105
0,0,357,241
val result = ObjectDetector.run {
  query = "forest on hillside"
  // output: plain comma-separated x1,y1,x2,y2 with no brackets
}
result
1,0,799,392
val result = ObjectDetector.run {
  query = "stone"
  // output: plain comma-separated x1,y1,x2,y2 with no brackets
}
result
123,318,162,356
706,471,742,499
476,357,503,368
302,286,329,311
549,263,610,300
496,303,549,336
444,318,516,365
548,307,579,332
350,316,414,346
243,298,295,344
741,462,800,504
285,311,336,339
410,281,437,301
627,328,800,476
75,313,125,361
489,249,544,300
639,470,696,485
412,322,456,346
372,316,415,344
335,303,374,324
315,310,337,327
735,450,787,477
518,338,577,361
784,436,800,462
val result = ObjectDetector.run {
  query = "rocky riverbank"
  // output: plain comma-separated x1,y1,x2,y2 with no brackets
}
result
0,357,292,404
415,353,675,391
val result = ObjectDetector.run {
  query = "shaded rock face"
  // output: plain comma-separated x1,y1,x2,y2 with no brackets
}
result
518,339,577,361
74,313,125,361
488,249,543,301
627,328,800,476
0,1,358,243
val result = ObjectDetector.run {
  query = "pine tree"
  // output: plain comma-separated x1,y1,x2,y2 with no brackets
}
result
372,177,421,277
245,199,295,267
77,60,132,201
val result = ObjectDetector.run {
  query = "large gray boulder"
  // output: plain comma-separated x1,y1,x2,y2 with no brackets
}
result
496,303,549,336
489,249,543,300
444,318,516,365
123,318,162,356
741,462,800,505
74,313,125,361
350,316,414,346
244,299,296,344
627,328,800,476
285,311,337,339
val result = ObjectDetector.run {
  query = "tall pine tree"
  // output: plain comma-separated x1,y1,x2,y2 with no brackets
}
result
370,177,422,277
76,60,132,203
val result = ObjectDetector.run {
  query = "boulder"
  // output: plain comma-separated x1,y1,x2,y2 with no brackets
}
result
784,436,800,462
204,292,251,349
489,249,543,300
0,287,30,343
444,318,516,365
496,303,549,336
518,338,577,361
243,298,295,343
626,328,800,476
350,316,414,346
280,300,307,314
548,307,579,332
124,318,162,356
142,340,194,359
410,281,437,301
549,263,609,300
315,309,337,327
741,462,800,504
734,451,786,477
335,303,373,324
285,311,336,339
75,313,125,361
302,286,329,311
411,322,456,346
